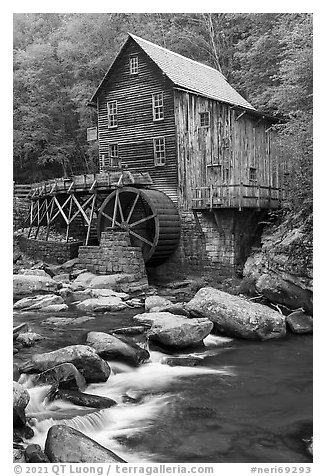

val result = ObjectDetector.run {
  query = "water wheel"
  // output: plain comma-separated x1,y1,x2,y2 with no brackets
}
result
97,187,181,266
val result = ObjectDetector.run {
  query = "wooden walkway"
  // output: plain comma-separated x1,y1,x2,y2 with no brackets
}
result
29,171,153,198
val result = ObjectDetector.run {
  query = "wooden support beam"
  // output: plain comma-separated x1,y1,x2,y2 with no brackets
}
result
212,210,225,237
85,194,97,246
235,111,246,121
71,194,94,225
66,196,74,242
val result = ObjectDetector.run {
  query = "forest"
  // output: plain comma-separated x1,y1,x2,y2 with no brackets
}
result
13,13,312,214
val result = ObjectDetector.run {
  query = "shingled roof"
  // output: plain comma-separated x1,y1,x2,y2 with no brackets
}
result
90,33,255,111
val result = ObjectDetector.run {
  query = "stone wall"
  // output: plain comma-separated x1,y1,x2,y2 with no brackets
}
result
78,231,146,278
148,209,266,280
18,236,82,264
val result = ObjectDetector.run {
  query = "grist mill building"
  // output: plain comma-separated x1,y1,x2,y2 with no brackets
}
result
25,33,285,278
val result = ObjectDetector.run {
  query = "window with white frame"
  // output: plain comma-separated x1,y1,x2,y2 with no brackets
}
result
152,92,164,121
199,111,210,127
129,55,139,75
109,143,118,158
107,101,118,128
153,137,166,166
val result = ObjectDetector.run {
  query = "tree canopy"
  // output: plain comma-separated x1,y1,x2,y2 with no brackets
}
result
13,13,312,212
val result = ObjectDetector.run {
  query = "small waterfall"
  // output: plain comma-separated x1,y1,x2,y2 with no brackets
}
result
22,343,235,461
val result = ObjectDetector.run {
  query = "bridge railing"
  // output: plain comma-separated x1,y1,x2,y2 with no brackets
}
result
13,183,32,199
191,183,286,210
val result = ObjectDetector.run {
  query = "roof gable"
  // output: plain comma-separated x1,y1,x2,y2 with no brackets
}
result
90,33,255,111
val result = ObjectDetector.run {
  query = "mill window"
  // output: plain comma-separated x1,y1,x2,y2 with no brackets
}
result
152,92,164,121
249,167,257,182
107,101,118,128
109,143,118,158
200,111,210,127
129,55,139,75
153,137,166,166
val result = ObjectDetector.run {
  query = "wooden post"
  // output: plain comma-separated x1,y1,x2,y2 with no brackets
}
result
65,195,73,243
239,182,243,211
85,193,97,245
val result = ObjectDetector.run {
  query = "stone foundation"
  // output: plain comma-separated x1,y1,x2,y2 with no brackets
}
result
17,236,82,264
78,231,146,277
148,208,267,280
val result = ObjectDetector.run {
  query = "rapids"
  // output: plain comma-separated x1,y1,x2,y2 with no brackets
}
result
14,308,312,463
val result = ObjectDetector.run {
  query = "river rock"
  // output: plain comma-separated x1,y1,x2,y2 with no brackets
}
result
13,363,21,381
20,268,52,278
133,312,213,348
16,332,44,347
41,303,69,312
185,287,286,340
13,294,64,310
49,388,117,409
13,381,30,410
90,288,130,300
43,316,95,326
243,213,313,314
20,345,110,383
31,363,87,391
150,302,190,317
113,326,147,336
286,311,313,334
76,296,128,312
25,444,50,463
13,274,58,298
53,273,71,284
145,295,173,311
126,298,144,308
73,272,128,290
86,331,150,365
13,447,26,463
44,425,126,462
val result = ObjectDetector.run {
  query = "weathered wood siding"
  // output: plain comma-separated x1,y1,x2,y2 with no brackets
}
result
97,40,178,201
174,90,281,209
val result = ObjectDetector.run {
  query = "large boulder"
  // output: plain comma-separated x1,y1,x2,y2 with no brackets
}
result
73,272,127,290
133,312,213,348
13,382,30,427
13,381,30,410
185,287,286,340
243,212,313,314
20,345,110,383
13,294,64,311
30,363,87,391
44,425,126,462
86,331,149,366
76,296,128,312
13,274,58,298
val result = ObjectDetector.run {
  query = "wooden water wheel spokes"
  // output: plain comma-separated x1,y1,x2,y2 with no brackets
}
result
97,187,181,265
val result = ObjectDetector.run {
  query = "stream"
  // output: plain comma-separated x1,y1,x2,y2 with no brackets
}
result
13,308,313,463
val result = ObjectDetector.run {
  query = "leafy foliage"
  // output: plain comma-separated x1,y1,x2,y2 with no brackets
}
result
13,13,312,213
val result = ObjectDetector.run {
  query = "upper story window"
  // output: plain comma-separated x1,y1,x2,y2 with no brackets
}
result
249,167,257,182
199,111,210,127
129,55,139,75
153,137,166,166
107,101,118,128
152,92,164,121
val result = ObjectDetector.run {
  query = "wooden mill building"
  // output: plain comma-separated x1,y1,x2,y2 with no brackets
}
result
88,33,284,276
26,33,285,277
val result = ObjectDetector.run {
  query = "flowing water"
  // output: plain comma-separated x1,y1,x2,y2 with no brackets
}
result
13,308,313,463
